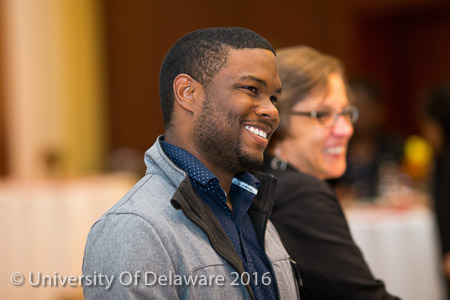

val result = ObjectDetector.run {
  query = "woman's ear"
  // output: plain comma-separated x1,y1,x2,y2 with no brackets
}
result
173,74,197,113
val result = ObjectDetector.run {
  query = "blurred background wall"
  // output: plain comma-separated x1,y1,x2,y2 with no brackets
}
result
1,0,107,177
103,0,450,176
0,0,449,178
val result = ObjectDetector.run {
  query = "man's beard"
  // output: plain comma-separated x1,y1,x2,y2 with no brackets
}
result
193,96,264,174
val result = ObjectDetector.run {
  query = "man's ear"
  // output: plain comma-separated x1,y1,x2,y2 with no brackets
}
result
173,74,198,113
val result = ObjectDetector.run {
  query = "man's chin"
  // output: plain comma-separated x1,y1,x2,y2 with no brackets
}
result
238,152,264,172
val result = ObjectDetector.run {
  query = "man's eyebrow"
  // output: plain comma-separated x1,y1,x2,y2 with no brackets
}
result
239,75,282,94
239,75,267,86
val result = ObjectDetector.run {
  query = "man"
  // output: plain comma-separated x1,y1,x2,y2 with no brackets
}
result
82,27,299,299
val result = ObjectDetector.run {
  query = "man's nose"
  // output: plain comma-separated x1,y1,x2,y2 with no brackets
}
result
256,98,279,123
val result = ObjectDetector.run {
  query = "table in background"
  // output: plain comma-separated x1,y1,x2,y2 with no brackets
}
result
345,204,447,300
0,174,137,300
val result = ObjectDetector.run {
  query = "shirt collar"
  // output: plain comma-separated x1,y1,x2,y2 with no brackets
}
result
233,173,260,195
160,140,216,186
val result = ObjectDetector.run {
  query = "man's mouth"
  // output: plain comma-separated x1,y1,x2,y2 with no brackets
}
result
324,146,345,154
244,125,268,139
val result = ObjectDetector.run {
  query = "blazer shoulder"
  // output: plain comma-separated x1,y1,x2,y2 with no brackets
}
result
277,167,332,194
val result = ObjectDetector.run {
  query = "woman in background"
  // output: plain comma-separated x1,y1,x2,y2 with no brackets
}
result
421,84,450,299
263,46,399,299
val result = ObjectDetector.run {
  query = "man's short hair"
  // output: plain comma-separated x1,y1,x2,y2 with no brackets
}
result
159,27,275,128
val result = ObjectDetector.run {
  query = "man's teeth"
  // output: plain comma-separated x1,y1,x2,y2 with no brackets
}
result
245,126,267,139
324,147,345,154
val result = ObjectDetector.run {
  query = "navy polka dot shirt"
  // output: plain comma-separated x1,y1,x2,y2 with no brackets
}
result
161,141,277,300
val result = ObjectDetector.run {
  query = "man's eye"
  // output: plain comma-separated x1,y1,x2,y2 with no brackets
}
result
243,86,257,93
270,96,278,103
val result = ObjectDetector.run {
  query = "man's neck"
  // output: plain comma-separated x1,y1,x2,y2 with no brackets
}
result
164,132,234,195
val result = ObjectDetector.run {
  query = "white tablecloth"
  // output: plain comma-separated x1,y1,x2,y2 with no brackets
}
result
0,174,137,300
345,205,448,300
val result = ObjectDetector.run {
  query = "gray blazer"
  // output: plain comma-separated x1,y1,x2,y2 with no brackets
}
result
82,136,300,299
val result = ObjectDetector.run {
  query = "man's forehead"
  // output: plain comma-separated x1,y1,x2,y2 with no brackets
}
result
224,49,279,73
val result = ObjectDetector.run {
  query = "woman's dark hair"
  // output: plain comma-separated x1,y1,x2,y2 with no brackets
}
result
424,83,450,146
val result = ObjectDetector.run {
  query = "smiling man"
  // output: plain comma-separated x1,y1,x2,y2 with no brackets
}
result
82,27,299,299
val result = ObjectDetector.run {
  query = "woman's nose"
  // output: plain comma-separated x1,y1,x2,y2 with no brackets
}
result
332,115,354,137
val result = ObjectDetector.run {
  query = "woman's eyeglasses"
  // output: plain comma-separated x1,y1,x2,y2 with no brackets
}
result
290,106,359,127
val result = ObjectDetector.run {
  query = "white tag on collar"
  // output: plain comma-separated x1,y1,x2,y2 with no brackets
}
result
232,178,258,195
